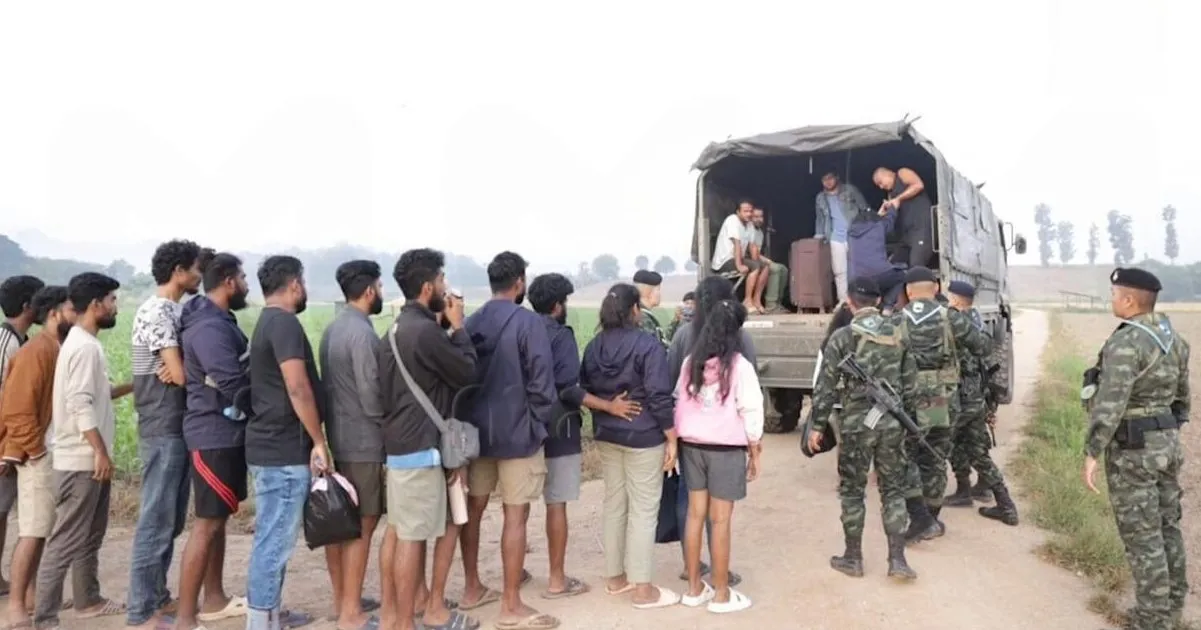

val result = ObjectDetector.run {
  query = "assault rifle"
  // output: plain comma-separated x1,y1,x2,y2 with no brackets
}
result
837,354,945,459
983,362,1007,447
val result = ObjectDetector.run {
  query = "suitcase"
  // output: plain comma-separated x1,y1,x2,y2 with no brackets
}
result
789,238,835,312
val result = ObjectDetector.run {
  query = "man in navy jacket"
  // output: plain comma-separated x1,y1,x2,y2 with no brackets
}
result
459,252,559,630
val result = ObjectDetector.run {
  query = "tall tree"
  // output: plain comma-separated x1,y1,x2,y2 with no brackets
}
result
652,256,677,275
591,254,620,281
1056,221,1076,264
1163,204,1179,265
1087,222,1100,265
634,255,649,271
1034,203,1056,266
684,259,698,272
1106,210,1135,265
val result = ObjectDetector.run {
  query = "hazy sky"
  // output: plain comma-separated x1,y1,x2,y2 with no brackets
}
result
1,1,1197,271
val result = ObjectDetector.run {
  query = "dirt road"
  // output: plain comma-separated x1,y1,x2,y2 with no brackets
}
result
32,309,1108,630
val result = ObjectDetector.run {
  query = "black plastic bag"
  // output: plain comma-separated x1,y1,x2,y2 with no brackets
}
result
655,472,681,544
304,473,362,550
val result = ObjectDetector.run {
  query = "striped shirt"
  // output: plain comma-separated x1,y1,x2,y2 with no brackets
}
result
131,295,186,438
0,322,28,384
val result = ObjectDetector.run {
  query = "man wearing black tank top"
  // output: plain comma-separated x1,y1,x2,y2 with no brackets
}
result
873,167,935,270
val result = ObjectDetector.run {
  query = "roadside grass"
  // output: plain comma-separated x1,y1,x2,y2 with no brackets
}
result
1011,312,1131,625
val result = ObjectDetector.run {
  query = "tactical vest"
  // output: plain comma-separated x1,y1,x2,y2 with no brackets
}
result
899,302,960,429
837,314,903,408
1085,317,1182,421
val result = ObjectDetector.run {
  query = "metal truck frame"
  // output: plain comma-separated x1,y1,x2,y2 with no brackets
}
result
689,119,1027,433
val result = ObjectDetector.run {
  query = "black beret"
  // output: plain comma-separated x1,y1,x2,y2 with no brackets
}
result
682,291,696,301
904,266,938,284
1110,267,1161,292
847,276,881,298
632,270,662,286
947,280,976,299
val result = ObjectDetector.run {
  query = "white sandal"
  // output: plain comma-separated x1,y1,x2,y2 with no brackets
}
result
707,588,752,614
681,582,714,608
632,586,681,610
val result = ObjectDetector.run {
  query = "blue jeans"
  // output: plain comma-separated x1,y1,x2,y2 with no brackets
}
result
127,436,190,625
246,465,309,627
676,463,714,564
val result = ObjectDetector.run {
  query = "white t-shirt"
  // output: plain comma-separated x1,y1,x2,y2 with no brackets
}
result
711,214,754,271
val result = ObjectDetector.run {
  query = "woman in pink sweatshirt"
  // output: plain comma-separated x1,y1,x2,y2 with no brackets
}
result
673,300,763,614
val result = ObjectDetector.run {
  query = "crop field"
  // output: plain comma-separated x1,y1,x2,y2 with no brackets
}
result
100,301,676,477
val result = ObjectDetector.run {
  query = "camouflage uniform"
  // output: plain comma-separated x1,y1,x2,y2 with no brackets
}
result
639,305,668,346
1085,311,1189,629
896,297,991,541
812,306,918,579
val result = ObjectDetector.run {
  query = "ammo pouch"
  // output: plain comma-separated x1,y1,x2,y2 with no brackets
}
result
915,368,957,430
1114,413,1177,450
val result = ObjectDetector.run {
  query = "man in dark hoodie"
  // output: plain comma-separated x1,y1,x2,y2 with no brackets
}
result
459,251,558,630
526,273,641,603
847,211,907,312
175,251,251,630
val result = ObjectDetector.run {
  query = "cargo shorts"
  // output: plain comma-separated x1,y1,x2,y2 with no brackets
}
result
468,452,547,506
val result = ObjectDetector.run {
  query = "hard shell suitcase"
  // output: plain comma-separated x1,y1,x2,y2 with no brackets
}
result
789,238,835,312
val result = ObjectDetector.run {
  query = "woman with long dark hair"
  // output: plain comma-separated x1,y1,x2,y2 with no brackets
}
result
674,300,762,613
580,283,680,609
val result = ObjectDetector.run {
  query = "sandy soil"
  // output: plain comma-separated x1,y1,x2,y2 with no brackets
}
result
8,309,1113,630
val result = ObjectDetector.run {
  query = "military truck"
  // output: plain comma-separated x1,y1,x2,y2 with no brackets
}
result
690,119,1028,433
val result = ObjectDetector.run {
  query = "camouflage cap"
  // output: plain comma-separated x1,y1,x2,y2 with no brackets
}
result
1110,267,1161,293
632,270,662,286
904,266,938,284
947,280,976,298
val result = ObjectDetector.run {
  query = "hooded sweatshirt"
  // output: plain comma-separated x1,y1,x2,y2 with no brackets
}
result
674,353,764,448
848,211,900,279
542,315,585,459
180,296,249,451
464,299,555,459
581,327,673,449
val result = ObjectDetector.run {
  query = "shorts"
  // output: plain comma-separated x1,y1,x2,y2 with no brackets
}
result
468,452,547,506
191,447,249,519
0,470,16,514
17,455,55,538
387,467,447,542
679,443,748,502
716,258,765,274
340,461,386,517
544,453,582,504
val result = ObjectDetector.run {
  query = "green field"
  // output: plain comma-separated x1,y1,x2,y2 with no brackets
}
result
101,301,675,475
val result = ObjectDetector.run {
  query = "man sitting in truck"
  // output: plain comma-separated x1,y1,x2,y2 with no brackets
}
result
847,211,907,312
711,200,767,314
750,207,788,313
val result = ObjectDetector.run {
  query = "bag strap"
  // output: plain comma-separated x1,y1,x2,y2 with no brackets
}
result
388,323,450,435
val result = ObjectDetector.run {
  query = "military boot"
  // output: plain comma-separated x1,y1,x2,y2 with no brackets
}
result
903,498,942,544
829,535,864,578
979,483,1019,526
972,479,993,502
929,505,947,536
944,474,974,507
886,534,917,581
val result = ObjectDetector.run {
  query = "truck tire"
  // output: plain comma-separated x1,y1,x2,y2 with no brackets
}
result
764,389,803,434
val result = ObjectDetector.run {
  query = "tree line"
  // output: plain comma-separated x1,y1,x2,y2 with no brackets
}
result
1032,203,1180,267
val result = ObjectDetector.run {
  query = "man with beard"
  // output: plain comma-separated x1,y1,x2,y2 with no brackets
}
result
749,207,789,313
527,273,641,603
0,286,75,627
319,260,387,630
127,239,203,630
382,248,478,630
245,255,325,630
173,251,252,630
34,272,132,628
459,251,558,630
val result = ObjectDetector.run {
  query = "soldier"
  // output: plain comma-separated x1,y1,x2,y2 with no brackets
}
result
807,276,918,581
1083,267,1189,630
941,281,1019,525
895,267,991,544
633,270,667,346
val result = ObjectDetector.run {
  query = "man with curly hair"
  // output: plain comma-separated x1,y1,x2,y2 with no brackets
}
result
126,240,204,630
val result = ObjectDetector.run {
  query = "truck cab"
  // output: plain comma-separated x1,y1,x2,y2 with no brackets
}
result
690,120,1027,432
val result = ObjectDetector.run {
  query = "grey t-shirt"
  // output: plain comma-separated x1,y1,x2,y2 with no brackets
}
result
131,295,186,439
319,307,385,463
667,322,758,386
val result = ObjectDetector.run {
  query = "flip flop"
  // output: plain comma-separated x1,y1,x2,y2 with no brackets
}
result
324,598,381,622
632,586,681,610
74,598,126,619
339,615,381,630
420,610,481,630
414,597,460,618
678,565,742,587
707,588,752,614
604,583,635,596
197,596,249,622
280,609,314,628
457,588,500,611
540,577,589,600
493,612,560,629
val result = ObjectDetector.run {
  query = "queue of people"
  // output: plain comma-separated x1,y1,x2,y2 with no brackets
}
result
0,242,767,630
